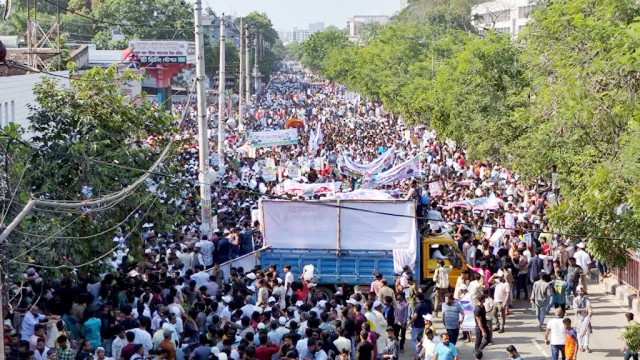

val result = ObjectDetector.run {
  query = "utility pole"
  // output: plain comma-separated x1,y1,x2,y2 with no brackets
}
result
253,35,259,97
193,0,212,237
245,25,251,105
217,15,226,166
238,18,244,133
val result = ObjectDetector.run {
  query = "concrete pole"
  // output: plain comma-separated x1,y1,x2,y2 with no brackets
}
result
193,0,212,237
217,16,226,166
245,26,251,105
253,35,259,96
238,18,244,133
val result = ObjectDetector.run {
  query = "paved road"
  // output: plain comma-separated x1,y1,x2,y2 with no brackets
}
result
399,282,628,359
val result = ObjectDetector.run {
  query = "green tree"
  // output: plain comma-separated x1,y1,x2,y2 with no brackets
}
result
2,66,184,277
242,11,285,79
301,28,351,72
91,0,194,48
285,41,303,61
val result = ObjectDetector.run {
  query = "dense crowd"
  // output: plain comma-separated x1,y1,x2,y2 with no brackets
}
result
2,61,628,360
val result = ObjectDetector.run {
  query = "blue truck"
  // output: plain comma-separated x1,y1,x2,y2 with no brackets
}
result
257,199,468,298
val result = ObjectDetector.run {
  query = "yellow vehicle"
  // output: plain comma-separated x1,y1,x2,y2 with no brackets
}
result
420,233,469,290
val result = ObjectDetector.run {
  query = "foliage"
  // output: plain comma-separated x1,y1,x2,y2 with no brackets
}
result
241,11,285,79
621,321,640,353
313,0,640,266
91,0,194,48
285,41,303,61
2,66,184,278
301,28,351,72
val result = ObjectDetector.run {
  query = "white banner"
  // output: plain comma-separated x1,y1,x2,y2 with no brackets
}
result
273,180,340,197
249,129,299,148
261,200,416,254
339,147,395,178
371,156,423,186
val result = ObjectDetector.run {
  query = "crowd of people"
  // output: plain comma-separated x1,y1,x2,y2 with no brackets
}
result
2,61,632,360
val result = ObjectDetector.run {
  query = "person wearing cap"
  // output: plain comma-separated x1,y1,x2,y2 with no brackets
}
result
572,285,592,353
573,242,592,295
94,346,112,360
432,260,453,318
365,300,389,358
423,314,437,336
489,270,510,333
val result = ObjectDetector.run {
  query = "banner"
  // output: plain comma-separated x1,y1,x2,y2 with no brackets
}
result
333,189,394,200
443,194,500,211
273,180,341,197
261,168,277,182
249,129,299,148
460,301,476,332
286,165,301,181
339,146,396,178
370,156,422,186
429,181,442,197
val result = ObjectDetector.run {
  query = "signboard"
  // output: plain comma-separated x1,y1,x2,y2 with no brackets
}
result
129,40,196,64
428,181,442,197
249,129,299,148
212,76,237,88
261,168,277,182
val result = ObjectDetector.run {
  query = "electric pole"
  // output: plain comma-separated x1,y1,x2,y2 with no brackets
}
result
253,34,260,97
193,0,212,237
217,15,226,166
245,25,251,105
238,18,244,133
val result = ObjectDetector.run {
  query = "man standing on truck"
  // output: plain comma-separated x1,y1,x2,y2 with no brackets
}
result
284,264,294,301
433,260,453,318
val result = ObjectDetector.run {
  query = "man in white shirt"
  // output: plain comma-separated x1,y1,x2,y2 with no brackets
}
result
492,271,511,333
132,319,153,358
574,242,592,294
418,328,441,360
284,264,294,297
545,308,567,360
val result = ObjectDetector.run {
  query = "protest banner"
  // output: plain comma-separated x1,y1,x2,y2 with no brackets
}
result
273,180,341,197
460,301,476,332
261,168,277,182
370,156,422,186
249,129,299,148
429,181,443,197
338,146,395,178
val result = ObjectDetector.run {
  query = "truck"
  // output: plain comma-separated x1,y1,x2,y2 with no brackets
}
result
257,199,468,299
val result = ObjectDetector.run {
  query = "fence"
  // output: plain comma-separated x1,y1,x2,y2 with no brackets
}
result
613,250,640,291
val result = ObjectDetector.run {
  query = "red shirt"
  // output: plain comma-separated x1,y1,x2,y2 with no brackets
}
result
255,344,279,360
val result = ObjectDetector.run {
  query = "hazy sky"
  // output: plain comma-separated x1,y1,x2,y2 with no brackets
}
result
207,0,402,31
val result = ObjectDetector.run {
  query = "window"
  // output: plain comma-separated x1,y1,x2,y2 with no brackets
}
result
495,27,511,34
518,5,535,19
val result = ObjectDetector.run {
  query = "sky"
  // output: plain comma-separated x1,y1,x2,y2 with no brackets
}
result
206,0,402,31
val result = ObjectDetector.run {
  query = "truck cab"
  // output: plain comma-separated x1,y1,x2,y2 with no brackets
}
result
420,233,468,290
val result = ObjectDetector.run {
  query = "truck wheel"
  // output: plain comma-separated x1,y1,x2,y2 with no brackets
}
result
317,286,335,300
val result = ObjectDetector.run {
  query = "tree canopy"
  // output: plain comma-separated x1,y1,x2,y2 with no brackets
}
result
312,0,640,266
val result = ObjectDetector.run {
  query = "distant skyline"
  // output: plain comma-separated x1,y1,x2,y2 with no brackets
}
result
204,0,401,31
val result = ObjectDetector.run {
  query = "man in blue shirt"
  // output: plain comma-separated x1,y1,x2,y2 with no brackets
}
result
434,333,458,360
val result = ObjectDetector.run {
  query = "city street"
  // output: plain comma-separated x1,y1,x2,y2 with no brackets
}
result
400,283,628,360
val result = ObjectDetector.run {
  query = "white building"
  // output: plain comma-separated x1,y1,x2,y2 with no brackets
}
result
293,28,310,42
347,15,390,44
399,0,409,10
309,22,325,34
471,0,537,36
0,72,70,138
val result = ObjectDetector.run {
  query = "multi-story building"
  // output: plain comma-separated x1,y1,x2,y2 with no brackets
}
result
471,0,537,36
399,0,409,10
309,22,325,34
292,28,311,42
204,13,241,48
346,15,390,44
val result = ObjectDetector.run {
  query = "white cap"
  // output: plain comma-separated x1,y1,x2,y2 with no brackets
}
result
268,296,276,303
423,314,434,322
576,285,584,291
373,300,382,308
246,285,256,293
346,299,357,305
318,300,327,308
295,300,304,307
264,307,272,313
257,323,266,330
277,278,283,284
278,316,287,325
254,307,263,314
217,353,228,360
496,270,505,277
577,242,585,248
222,295,233,303
459,284,468,290
246,273,257,280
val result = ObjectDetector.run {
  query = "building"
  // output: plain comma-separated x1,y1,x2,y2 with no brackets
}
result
292,28,310,42
309,22,325,34
346,15,390,44
399,0,409,10
471,0,537,36
0,72,70,138
204,12,241,48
